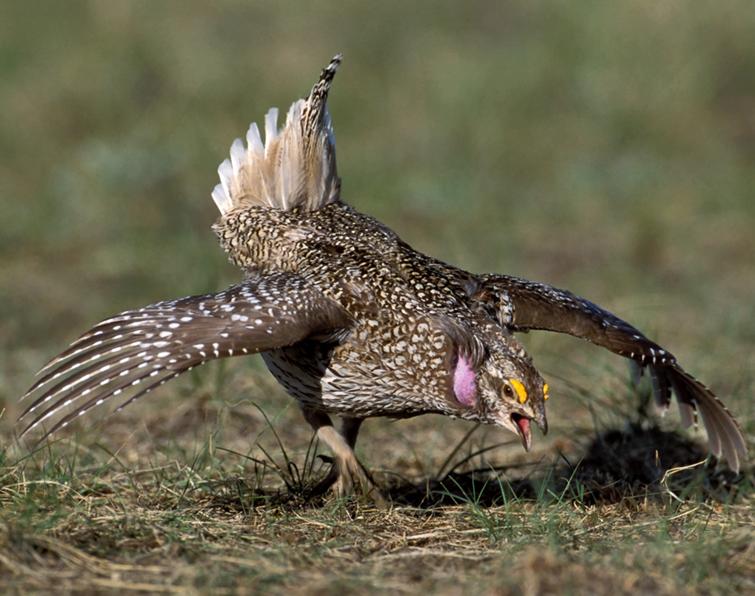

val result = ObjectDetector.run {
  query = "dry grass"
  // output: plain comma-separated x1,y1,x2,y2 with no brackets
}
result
0,366,752,593
0,501,751,594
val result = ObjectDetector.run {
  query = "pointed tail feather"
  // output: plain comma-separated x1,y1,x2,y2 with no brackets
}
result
211,54,342,216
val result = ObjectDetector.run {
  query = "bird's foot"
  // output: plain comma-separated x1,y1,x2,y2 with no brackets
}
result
314,453,386,508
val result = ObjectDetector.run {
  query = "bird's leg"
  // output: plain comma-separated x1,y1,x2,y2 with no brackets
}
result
340,416,363,449
302,409,384,505
337,416,386,505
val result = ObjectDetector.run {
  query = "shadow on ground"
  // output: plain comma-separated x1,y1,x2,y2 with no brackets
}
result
192,424,749,512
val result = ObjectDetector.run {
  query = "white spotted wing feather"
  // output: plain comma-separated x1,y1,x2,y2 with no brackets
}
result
19,273,350,440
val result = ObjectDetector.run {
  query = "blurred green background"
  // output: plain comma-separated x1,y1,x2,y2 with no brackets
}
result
1,1,753,427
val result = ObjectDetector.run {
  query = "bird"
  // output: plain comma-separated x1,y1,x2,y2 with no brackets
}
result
18,55,747,500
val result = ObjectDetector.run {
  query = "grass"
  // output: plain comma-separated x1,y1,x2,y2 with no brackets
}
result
0,439,751,593
0,1,753,594
0,375,751,593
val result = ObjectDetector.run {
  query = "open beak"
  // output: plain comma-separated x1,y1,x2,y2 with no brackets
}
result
510,413,532,451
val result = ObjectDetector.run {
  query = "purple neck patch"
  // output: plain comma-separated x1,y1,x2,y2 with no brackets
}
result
453,354,477,407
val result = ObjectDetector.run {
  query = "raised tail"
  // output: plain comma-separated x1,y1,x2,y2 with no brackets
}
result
211,55,342,215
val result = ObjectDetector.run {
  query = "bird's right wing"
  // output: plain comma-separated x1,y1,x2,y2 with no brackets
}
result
476,274,747,472
19,272,352,440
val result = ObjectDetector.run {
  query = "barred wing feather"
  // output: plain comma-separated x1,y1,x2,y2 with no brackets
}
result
479,274,747,472
19,272,351,440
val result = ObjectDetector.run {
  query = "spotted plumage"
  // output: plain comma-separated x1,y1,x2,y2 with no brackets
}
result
20,56,746,497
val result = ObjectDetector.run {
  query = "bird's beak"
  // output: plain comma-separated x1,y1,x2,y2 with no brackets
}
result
510,413,532,451
535,410,548,436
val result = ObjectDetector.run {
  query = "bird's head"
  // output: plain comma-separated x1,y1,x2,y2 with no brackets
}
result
450,342,549,451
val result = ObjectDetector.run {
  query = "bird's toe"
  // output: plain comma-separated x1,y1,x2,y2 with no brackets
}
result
321,454,387,508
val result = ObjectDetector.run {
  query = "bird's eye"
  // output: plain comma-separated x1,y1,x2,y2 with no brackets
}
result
503,384,514,398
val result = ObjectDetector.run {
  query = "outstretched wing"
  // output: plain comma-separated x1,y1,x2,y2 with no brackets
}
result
19,272,351,440
476,274,747,472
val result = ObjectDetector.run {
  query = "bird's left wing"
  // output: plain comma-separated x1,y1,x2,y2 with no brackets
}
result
19,272,351,440
476,274,747,472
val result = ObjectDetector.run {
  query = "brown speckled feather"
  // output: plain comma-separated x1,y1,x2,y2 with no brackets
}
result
20,273,351,438
477,274,747,471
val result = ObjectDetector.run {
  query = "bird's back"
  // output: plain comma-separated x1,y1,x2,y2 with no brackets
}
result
219,201,491,418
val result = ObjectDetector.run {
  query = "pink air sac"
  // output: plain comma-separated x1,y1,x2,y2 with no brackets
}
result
453,354,477,407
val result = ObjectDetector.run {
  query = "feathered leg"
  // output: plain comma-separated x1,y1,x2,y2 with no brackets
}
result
302,408,383,505
340,416,363,449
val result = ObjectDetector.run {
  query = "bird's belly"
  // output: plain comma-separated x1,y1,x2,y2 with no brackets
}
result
261,350,324,404
261,343,448,418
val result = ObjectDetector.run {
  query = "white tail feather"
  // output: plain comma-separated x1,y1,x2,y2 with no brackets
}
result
211,55,342,215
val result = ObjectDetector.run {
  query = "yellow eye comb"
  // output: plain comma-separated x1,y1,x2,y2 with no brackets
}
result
510,379,528,404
